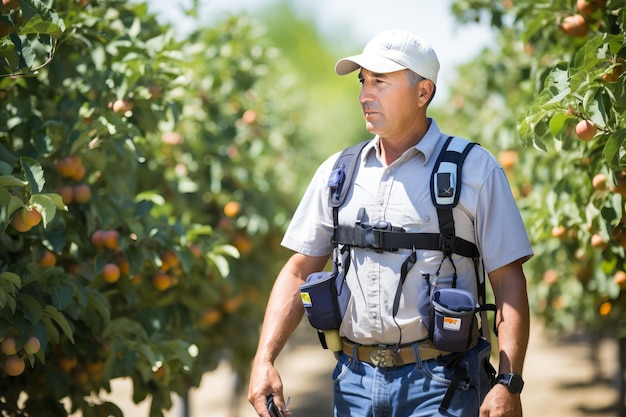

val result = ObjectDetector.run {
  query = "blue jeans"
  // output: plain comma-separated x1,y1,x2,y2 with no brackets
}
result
332,338,493,417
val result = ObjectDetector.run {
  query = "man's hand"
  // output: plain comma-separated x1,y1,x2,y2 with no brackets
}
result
479,383,522,417
248,361,291,417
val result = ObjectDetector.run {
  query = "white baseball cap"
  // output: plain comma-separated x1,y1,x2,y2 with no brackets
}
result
335,30,440,84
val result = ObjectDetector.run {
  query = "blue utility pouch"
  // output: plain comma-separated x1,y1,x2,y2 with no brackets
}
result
300,270,350,331
431,287,477,352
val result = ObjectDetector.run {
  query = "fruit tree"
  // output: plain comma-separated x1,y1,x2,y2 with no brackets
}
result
444,0,625,413
0,0,309,416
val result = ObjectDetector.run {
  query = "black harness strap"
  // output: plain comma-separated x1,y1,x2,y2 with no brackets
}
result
334,226,479,258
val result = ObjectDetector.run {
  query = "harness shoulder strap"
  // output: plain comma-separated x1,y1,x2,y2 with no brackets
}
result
430,136,479,258
328,140,370,208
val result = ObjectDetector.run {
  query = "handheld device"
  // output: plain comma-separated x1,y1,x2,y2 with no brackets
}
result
266,395,284,417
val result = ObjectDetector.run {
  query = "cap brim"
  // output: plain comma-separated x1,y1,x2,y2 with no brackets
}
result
335,54,407,75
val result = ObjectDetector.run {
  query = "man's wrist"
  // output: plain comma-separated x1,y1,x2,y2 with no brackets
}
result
495,373,524,394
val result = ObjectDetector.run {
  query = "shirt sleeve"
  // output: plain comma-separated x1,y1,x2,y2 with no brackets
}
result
280,154,339,257
474,157,534,274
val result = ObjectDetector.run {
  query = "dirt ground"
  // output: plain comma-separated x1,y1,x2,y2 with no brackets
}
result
102,322,622,417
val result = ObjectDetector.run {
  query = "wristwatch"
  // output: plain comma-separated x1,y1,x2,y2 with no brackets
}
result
495,373,524,394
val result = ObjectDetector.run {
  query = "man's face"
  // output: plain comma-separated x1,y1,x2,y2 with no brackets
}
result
357,68,425,139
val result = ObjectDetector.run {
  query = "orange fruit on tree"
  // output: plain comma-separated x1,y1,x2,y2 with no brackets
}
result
590,233,606,249
91,230,105,249
575,119,597,141
3,356,25,376
2,0,20,10
592,173,607,190
223,201,241,218
73,183,92,204
153,271,172,291
1,337,17,355
11,213,32,232
160,250,179,270
70,164,86,181
614,270,626,290
560,14,589,37
58,185,74,204
57,355,78,372
102,229,120,250
55,155,82,178
38,250,57,267
201,308,223,327
599,301,612,316
20,207,42,228
102,263,121,283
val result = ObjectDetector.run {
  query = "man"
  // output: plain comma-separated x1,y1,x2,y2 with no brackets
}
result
248,30,532,417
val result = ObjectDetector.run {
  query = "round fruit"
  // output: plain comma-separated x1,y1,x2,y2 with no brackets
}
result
21,207,42,228
73,184,92,204
11,214,32,232
590,233,606,249
592,173,607,190
201,309,222,327
23,337,41,355
71,164,86,181
58,185,74,205
102,230,120,250
58,355,78,372
497,150,518,170
55,155,82,178
223,201,241,218
2,0,19,10
91,230,105,248
577,0,597,16
1,338,17,355
614,270,626,289
160,250,179,270
102,263,121,283
111,99,133,114
551,225,567,239
3,356,25,376
153,271,172,291
575,120,597,141
560,15,589,37
38,250,57,267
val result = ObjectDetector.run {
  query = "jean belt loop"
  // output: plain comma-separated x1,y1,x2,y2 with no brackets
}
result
412,341,422,368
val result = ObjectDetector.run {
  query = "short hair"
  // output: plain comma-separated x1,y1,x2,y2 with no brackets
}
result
407,70,436,104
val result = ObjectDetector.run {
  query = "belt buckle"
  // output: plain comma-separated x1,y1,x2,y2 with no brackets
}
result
370,347,394,368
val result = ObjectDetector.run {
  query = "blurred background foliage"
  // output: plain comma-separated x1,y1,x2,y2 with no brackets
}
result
0,0,625,415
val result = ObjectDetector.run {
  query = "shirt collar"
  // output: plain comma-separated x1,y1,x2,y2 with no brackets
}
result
359,118,445,166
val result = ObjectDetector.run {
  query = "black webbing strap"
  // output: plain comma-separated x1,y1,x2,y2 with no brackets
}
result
439,363,468,413
329,140,370,248
431,136,478,258
334,226,479,258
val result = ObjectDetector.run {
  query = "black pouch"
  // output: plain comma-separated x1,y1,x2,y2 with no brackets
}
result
300,270,350,331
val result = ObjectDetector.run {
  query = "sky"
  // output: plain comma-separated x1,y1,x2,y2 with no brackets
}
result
145,0,495,97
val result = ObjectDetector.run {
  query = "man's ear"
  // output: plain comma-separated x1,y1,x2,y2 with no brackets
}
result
418,80,436,105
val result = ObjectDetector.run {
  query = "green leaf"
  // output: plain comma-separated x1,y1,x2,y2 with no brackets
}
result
18,293,43,324
549,112,567,138
84,288,111,323
19,15,63,37
103,318,148,341
30,193,56,226
0,175,27,188
42,305,74,343
20,157,45,194
0,271,21,289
